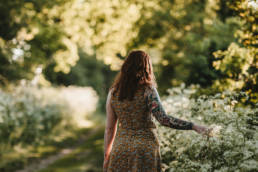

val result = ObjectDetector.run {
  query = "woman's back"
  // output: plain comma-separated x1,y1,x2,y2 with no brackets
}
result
111,86,156,130
107,86,162,172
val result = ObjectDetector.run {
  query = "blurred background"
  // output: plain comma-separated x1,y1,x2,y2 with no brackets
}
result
0,0,257,171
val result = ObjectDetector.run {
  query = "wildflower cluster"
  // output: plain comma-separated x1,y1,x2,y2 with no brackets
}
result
157,85,257,171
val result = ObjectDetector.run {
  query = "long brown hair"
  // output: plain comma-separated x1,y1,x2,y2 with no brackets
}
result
110,50,157,101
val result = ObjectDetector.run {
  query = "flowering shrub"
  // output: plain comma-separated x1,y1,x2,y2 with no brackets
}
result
0,85,98,156
156,84,258,172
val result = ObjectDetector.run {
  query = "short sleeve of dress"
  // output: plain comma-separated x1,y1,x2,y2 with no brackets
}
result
145,86,193,130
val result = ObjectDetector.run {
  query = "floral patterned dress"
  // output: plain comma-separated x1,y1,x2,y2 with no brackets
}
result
106,86,193,172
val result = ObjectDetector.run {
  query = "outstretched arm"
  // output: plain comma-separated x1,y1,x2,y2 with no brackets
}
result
146,87,193,130
103,90,118,170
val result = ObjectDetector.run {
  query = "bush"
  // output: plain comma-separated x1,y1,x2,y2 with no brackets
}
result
157,84,258,172
0,88,63,153
0,85,98,157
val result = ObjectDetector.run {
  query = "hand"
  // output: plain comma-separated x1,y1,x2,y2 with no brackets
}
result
193,124,211,136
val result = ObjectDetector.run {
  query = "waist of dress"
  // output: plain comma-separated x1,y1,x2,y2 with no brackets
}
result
117,126,158,138
118,126,156,131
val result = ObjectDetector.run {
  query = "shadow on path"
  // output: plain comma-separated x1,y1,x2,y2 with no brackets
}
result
16,125,105,172
38,126,104,172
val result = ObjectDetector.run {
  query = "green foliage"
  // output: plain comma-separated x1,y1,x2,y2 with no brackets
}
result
44,49,117,111
211,0,258,105
128,0,240,94
156,85,258,171
0,86,63,155
0,0,256,104
0,85,98,158
1,0,257,170
0,0,76,84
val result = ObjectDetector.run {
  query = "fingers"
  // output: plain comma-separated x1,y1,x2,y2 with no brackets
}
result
193,125,212,137
197,126,209,135
202,127,212,137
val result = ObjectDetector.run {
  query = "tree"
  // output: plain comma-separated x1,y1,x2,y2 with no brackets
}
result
0,0,73,84
212,0,257,105
128,0,239,94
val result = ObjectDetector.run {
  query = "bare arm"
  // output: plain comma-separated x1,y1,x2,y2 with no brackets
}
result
104,90,118,164
146,87,193,130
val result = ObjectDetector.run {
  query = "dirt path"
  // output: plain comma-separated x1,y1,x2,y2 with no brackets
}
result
16,126,105,172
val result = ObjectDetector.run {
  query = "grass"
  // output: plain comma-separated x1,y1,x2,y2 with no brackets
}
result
0,127,93,172
38,126,105,172
0,112,106,172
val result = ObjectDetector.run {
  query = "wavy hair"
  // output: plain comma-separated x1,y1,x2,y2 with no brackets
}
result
110,50,157,101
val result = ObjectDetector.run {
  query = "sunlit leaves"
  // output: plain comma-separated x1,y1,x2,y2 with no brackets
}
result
213,42,254,79
211,0,257,104
48,0,143,70
0,0,70,82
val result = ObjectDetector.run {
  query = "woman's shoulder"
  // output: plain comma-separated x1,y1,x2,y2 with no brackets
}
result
145,84,157,91
107,87,115,98
143,84,157,97
108,87,120,100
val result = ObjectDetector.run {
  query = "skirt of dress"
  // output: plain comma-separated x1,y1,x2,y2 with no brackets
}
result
106,127,162,172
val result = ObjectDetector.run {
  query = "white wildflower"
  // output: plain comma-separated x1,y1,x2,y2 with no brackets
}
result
209,125,222,137
248,0,258,11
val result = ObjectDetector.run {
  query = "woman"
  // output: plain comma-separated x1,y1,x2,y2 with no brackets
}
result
103,50,209,172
